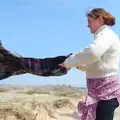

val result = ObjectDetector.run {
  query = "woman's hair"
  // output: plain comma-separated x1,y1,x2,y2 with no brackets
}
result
86,8,115,26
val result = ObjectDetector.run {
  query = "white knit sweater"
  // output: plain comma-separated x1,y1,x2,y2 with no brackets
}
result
63,25,120,78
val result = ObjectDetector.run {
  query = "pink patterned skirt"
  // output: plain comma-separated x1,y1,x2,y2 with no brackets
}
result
77,74,120,120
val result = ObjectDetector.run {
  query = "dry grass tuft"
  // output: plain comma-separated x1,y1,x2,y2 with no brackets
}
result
53,99,75,109
0,103,32,120
0,88,9,92
54,92,82,98
25,90,50,95
0,100,56,120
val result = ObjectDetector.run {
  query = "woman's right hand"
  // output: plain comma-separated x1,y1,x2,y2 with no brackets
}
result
59,64,71,72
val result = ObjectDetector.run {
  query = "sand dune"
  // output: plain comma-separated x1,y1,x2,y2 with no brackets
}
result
0,93,80,120
0,85,119,120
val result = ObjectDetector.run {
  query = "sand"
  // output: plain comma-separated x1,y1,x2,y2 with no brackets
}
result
0,85,119,120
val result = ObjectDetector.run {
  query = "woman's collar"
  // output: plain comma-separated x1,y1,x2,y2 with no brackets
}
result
94,25,108,37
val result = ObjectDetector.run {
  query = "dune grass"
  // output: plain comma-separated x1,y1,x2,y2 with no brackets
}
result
53,99,75,109
25,90,50,95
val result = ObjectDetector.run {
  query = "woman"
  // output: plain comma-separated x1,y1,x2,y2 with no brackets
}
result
61,8,120,120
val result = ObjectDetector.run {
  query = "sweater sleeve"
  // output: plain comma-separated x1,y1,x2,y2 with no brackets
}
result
63,33,113,68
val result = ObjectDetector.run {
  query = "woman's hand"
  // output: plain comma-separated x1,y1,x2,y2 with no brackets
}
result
76,65,87,71
59,64,70,72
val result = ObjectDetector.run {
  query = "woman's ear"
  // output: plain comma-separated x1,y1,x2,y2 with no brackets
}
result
98,16,104,24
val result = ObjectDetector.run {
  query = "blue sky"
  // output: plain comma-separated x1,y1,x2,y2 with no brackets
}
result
0,0,120,87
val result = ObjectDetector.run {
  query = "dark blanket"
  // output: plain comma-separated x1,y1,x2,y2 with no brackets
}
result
0,41,72,80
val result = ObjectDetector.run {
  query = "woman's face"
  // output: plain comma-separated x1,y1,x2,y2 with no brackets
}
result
87,16,103,33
